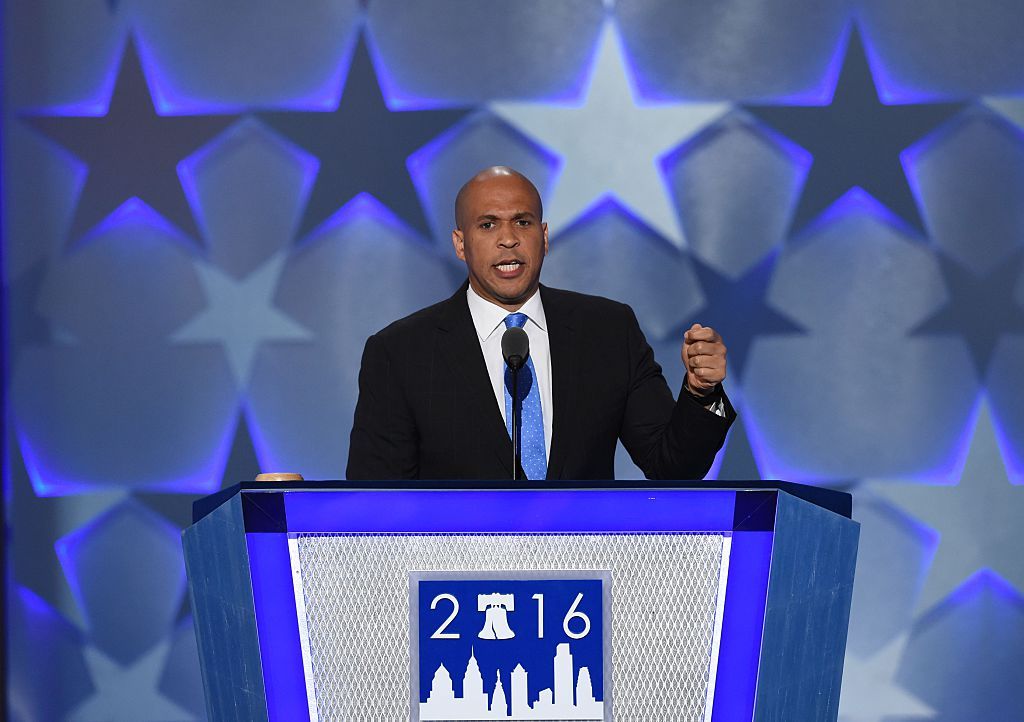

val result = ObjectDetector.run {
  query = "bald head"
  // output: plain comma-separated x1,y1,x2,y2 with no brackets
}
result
454,166,543,230
450,165,549,310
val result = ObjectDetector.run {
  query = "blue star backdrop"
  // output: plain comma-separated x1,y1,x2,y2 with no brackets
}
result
4,2,1024,720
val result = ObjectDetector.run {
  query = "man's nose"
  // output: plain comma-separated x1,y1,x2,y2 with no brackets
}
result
497,227,519,247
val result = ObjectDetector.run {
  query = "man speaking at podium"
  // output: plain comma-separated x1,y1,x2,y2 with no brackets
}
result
347,166,735,481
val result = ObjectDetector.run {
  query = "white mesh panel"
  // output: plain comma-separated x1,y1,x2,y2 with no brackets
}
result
293,532,727,721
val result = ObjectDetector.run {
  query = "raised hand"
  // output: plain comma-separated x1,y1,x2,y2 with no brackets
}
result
681,323,727,396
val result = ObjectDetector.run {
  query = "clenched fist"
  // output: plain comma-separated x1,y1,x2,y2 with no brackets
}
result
681,323,727,396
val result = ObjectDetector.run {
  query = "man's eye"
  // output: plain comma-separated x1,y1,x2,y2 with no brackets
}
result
480,221,494,229
516,219,531,226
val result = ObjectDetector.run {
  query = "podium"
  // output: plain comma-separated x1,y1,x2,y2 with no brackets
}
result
183,481,858,721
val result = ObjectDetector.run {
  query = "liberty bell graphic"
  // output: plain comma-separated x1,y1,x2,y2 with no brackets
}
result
477,593,516,640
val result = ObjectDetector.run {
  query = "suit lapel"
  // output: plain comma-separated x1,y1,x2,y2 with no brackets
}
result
542,286,581,480
435,284,516,476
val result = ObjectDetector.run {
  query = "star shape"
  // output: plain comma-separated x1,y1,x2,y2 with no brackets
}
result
984,96,1024,132
710,415,763,482
746,25,964,235
24,37,235,244
171,252,313,388
260,34,469,240
7,440,125,629
873,400,1024,613
69,642,193,722
492,21,729,247
687,253,805,382
135,412,262,532
135,437,244,530
839,635,934,722
8,260,56,348
911,249,1024,376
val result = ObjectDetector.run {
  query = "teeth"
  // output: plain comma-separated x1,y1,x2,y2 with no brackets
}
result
496,262,521,272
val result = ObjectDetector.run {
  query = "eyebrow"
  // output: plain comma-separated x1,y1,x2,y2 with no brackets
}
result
475,211,537,221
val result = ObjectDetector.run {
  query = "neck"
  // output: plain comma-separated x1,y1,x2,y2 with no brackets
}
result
467,280,538,312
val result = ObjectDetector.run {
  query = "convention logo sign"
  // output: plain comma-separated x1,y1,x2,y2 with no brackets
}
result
410,571,611,721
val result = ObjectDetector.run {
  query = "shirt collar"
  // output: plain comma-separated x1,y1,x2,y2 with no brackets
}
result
466,284,548,341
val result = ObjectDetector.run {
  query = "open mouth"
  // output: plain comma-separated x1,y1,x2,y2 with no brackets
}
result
494,260,524,273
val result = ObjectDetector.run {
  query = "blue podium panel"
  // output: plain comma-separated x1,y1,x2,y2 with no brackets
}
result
184,483,858,721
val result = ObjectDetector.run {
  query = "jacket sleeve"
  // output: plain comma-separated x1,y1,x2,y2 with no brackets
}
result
346,332,421,480
617,306,735,480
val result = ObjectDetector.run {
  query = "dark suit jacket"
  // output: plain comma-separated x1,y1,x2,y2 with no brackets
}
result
346,283,735,480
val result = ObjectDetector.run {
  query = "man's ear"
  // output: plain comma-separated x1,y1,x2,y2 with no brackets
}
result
542,222,549,256
452,229,466,261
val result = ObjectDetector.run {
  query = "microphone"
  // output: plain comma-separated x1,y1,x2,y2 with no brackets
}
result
501,326,529,371
501,326,530,480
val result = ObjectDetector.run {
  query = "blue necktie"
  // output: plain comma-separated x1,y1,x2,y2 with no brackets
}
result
503,313,546,480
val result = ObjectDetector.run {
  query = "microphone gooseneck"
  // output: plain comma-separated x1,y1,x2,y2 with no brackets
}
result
501,326,530,480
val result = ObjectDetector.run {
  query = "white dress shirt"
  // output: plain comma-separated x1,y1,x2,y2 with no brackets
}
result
466,285,554,460
465,287,726,465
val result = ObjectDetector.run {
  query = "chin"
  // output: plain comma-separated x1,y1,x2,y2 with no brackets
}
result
500,287,533,304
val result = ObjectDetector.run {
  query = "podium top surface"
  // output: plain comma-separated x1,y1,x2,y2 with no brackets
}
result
191,480,851,530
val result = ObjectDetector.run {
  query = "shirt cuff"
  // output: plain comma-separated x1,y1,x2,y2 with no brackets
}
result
683,381,727,417
705,397,726,417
